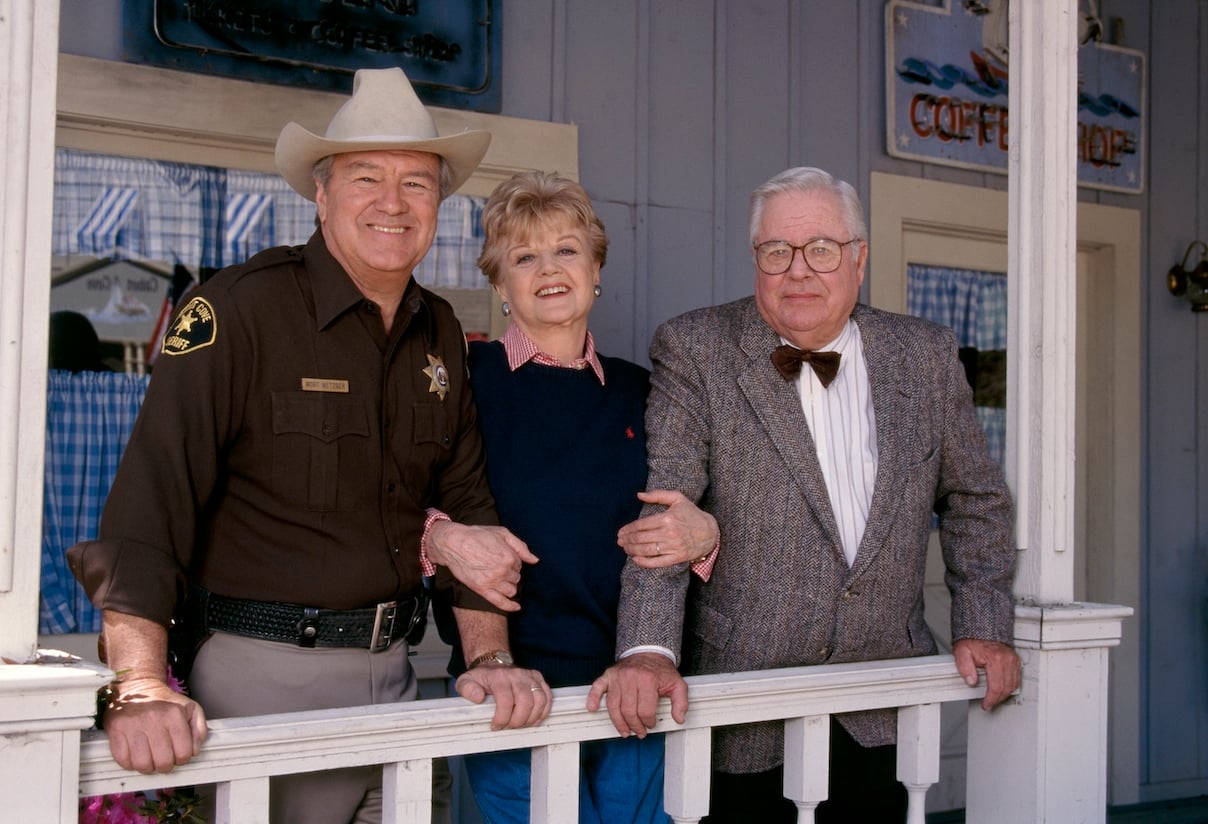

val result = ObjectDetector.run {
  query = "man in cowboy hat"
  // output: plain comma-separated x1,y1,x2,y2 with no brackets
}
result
69,67,536,823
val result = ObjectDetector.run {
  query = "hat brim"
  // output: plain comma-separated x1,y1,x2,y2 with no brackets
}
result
275,123,492,201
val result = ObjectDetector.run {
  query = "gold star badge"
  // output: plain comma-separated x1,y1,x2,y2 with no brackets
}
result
423,354,450,401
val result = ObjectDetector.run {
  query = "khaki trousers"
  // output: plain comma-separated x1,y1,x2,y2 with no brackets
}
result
190,631,450,824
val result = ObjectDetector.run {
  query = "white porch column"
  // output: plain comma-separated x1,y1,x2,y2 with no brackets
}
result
0,0,60,663
968,605,1131,822
965,1,1131,821
0,5,102,821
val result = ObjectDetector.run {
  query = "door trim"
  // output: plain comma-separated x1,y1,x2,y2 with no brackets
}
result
869,171,1141,805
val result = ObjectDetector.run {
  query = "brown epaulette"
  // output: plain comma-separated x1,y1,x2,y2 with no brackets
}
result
236,244,304,275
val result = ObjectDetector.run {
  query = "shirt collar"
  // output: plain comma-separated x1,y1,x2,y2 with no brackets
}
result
779,318,858,379
500,323,606,385
303,230,427,334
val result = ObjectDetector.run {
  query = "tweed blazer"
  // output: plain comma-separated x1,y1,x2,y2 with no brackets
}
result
616,297,1015,773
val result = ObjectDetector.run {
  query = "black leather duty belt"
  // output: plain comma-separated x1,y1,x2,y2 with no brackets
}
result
191,588,428,652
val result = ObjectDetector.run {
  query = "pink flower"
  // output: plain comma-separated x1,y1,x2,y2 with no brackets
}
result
78,792,155,824
165,666,185,695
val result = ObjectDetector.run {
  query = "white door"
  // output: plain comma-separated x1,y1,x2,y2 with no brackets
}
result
869,172,1142,809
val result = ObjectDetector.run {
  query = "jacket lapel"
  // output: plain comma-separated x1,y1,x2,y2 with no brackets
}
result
850,305,915,576
735,300,844,551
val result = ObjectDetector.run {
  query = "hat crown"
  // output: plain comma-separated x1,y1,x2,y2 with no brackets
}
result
325,68,440,143
274,65,490,201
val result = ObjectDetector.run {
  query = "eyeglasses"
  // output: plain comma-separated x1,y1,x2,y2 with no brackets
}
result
753,238,860,275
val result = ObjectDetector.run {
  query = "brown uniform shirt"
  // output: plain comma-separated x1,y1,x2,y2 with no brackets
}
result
68,231,498,627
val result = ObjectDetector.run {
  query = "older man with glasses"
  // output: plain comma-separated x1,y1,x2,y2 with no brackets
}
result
590,166,1021,823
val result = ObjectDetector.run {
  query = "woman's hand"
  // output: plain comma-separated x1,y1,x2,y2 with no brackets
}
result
617,490,718,568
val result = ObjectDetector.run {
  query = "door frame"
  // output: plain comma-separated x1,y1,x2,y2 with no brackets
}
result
869,171,1142,806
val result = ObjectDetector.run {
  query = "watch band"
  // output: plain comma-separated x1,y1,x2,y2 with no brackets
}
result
467,649,515,669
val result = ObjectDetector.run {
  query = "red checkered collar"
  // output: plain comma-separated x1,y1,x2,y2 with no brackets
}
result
500,323,606,385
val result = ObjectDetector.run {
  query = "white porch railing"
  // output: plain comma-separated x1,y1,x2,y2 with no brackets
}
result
66,655,984,824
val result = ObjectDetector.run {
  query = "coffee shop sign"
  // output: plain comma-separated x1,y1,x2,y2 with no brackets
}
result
886,0,1146,194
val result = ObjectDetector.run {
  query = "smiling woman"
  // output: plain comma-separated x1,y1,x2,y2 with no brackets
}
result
442,171,669,824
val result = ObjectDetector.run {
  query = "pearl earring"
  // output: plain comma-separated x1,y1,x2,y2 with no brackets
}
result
501,301,511,317
593,284,602,297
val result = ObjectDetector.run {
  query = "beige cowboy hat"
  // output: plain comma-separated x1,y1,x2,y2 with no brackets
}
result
275,67,491,201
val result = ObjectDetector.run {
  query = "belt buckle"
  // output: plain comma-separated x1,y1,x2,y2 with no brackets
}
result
370,600,399,653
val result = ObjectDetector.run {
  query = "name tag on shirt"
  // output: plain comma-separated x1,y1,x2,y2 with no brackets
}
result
301,378,350,393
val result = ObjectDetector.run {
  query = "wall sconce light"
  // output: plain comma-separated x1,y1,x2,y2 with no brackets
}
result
1167,241,1208,312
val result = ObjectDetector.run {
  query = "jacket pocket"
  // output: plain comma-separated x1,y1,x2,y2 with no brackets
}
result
684,598,734,672
271,392,370,511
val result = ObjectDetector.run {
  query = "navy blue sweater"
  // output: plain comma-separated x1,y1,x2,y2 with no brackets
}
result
456,340,650,688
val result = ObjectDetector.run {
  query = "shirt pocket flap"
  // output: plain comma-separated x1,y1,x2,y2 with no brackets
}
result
272,392,369,444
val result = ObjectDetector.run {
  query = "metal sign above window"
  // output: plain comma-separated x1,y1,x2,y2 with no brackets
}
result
123,0,501,112
886,0,1145,194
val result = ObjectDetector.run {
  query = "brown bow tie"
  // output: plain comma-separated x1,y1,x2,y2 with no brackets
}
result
770,344,841,387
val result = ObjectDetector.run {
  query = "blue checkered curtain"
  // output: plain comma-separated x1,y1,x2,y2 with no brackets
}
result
414,195,487,288
54,148,223,268
907,264,1007,351
41,370,150,635
224,168,317,266
907,264,1007,466
55,148,488,285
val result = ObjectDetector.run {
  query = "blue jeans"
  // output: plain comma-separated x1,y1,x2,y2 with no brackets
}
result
464,735,669,824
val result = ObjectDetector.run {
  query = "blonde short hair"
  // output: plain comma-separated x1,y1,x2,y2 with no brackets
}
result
477,171,608,284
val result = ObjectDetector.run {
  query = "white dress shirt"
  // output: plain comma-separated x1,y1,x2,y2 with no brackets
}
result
788,318,878,567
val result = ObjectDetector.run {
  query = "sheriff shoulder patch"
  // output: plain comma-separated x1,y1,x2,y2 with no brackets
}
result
160,297,217,356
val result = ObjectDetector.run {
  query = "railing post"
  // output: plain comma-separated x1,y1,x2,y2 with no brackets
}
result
383,758,433,824
531,742,580,824
966,604,1131,822
896,704,941,824
783,714,829,822
215,776,270,824
664,727,711,824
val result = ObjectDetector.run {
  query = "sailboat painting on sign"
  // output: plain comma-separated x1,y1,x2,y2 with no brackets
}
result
886,0,1146,193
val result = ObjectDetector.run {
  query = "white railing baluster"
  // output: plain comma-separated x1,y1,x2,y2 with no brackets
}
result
664,726,711,823
784,714,830,823
531,741,580,823
383,758,433,824
215,775,270,824
896,703,941,824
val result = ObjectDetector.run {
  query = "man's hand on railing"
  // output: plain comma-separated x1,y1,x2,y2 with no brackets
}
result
101,674,208,774
456,664,552,731
953,638,1021,710
586,652,688,738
